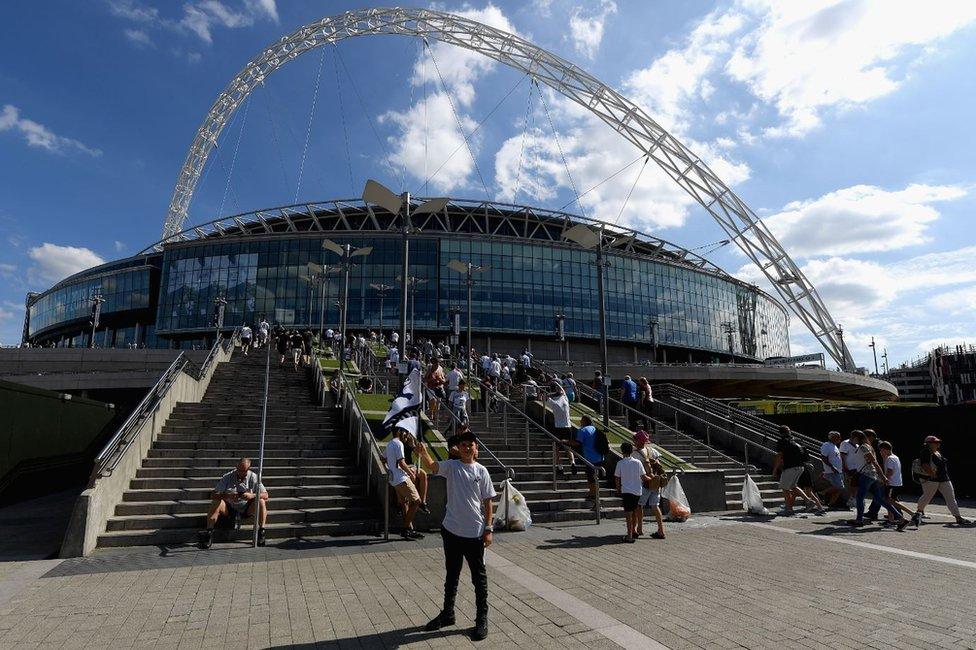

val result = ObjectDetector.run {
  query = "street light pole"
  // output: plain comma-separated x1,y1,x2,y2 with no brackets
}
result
89,292,105,349
213,295,227,346
721,321,735,361
649,318,658,364
370,283,393,343
555,312,566,362
400,194,411,360
447,260,488,375
869,336,879,375
322,239,372,371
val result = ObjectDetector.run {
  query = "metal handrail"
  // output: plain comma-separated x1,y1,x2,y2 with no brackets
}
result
313,353,389,539
93,352,189,477
430,390,516,482
567,379,743,471
474,376,605,524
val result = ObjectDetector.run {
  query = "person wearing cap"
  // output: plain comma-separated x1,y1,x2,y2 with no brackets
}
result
386,418,426,540
632,427,666,539
416,431,496,641
848,430,910,530
911,436,972,527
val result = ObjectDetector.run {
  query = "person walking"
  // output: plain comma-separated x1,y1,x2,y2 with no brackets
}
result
772,427,807,516
257,317,269,347
615,441,647,543
275,327,289,366
574,415,605,510
547,384,575,474
620,375,639,429
876,441,913,524
819,431,846,508
416,431,496,641
848,430,910,530
289,329,304,371
562,372,576,402
301,327,314,367
632,429,666,539
424,357,447,425
240,324,253,355
910,436,973,527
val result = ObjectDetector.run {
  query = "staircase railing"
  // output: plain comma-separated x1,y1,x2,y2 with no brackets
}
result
654,383,821,457
312,354,389,540
474,377,606,524
430,391,515,482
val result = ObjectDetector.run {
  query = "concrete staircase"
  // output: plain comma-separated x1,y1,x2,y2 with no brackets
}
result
462,408,623,525
97,352,379,547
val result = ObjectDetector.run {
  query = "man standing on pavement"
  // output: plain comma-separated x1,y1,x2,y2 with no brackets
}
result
416,431,496,641
574,415,605,510
819,431,845,507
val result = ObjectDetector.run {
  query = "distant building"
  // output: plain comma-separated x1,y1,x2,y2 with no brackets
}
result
931,344,976,406
888,363,935,403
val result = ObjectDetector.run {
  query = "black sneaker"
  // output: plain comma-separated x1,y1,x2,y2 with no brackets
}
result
425,611,455,631
418,502,431,515
848,519,865,527
257,527,266,547
199,530,213,550
472,620,488,641
400,529,424,540
911,512,922,529
896,518,910,532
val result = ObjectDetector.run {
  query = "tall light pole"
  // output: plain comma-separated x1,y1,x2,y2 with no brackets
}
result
555,312,566,362
721,321,735,361
322,239,372,370
836,324,846,371
89,292,105,348
447,259,488,375
869,336,879,375
369,283,394,342
648,318,658,364
882,347,889,376
397,276,429,344
362,179,448,369
448,305,461,360
212,295,227,346
562,223,611,427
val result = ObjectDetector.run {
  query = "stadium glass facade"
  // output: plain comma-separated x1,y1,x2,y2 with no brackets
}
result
23,202,790,360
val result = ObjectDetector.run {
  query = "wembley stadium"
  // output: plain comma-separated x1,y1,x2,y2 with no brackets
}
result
23,198,790,365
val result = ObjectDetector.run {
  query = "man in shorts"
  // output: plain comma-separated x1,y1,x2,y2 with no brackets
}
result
547,384,575,474
200,457,268,548
386,419,425,540
772,426,806,516
632,429,665,539
614,442,648,543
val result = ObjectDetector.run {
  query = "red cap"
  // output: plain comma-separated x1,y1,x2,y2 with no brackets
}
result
633,431,649,445
924,435,941,443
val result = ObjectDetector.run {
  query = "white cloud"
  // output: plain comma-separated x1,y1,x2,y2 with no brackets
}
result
28,243,105,284
763,183,967,257
568,1,617,60
114,240,127,253
382,4,517,192
928,285,976,316
123,28,153,47
0,263,17,279
916,336,976,352
726,1,976,137
109,0,278,47
494,93,750,230
0,105,102,157
107,0,159,23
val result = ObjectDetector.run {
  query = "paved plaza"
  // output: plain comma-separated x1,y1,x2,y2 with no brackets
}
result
1,501,975,649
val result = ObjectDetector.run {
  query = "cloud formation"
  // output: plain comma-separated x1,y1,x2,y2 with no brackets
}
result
763,183,967,257
568,1,617,60
0,105,102,157
109,0,278,47
28,243,105,284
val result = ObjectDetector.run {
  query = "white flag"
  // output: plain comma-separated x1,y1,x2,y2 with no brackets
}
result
381,367,423,429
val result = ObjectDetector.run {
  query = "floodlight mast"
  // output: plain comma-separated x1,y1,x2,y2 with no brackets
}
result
162,6,854,371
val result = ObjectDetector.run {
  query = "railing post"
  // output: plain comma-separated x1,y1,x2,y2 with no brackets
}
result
595,478,602,524
552,444,557,490
706,425,712,462
744,442,750,469
503,401,509,447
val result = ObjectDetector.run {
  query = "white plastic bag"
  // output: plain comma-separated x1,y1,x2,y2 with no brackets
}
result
493,479,532,531
661,475,691,522
741,474,771,515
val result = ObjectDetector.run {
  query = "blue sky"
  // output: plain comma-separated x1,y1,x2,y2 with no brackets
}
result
2,0,976,371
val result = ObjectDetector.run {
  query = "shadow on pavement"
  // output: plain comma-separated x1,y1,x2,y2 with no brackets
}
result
535,534,623,549
270,627,474,648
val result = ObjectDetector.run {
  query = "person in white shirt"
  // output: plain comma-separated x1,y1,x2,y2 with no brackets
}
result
819,431,845,507
386,424,425,540
446,362,464,394
479,354,491,375
387,346,400,372
614,441,649,543
632,429,665,539
521,351,531,368
547,385,575,473
240,324,253,355
877,440,913,523
838,433,859,506
489,354,501,379
416,431,497,641
450,379,470,424
258,318,270,346
391,330,399,346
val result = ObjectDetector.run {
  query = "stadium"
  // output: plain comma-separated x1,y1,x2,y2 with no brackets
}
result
23,198,790,364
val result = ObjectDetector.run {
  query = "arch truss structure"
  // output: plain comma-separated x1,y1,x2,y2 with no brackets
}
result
163,6,855,370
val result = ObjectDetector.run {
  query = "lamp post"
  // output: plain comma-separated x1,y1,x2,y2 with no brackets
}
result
562,223,611,427
361,179,448,369
869,336,879,375
648,318,658,363
369,283,394,342
397,276,429,345
448,305,461,361
213,295,227,346
89,292,105,348
882,347,889,376
721,321,735,361
555,312,566,362
836,324,846,371
447,260,488,375
322,239,372,370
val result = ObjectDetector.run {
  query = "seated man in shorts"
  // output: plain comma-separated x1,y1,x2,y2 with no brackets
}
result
200,457,269,549
387,418,426,540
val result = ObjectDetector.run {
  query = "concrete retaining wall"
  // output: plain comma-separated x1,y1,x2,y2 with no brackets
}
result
59,347,230,557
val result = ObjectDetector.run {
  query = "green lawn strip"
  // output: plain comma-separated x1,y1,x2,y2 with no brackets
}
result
319,358,361,374
566,402,693,471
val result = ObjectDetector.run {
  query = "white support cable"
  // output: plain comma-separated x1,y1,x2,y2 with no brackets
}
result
295,48,327,203
218,95,249,216
613,156,648,226
424,39,492,201
262,89,292,200
330,44,355,195
511,80,535,205
556,153,644,212
160,7,856,370
537,80,586,219
422,38,429,195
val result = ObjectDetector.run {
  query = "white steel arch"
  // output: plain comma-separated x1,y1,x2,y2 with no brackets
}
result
163,6,856,370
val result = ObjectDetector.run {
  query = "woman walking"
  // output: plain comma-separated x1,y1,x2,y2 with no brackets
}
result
848,430,910,530
911,436,973,527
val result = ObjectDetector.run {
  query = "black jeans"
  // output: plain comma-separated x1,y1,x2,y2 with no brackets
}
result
440,529,488,623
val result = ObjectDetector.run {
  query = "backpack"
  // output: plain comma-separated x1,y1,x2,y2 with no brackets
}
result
595,429,610,455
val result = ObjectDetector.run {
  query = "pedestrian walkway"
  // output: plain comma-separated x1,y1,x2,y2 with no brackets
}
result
1,503,974,648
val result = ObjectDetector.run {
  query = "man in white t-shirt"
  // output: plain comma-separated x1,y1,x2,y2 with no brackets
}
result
615,441,649,543
240,324,253,355
258,318,270,346
819,431,845,506
386,423,425,540
632,429,665,539
446,362,464,395
521,350,532,368
839,432,860,506
875,440,913,523
416,431,496,641
547,385,575,473
387,346,400,372
489,354,501,379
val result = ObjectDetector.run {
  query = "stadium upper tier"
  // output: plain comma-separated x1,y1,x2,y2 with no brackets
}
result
24,199,790,362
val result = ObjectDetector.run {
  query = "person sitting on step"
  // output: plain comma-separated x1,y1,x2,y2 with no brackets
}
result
200,457,269,549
